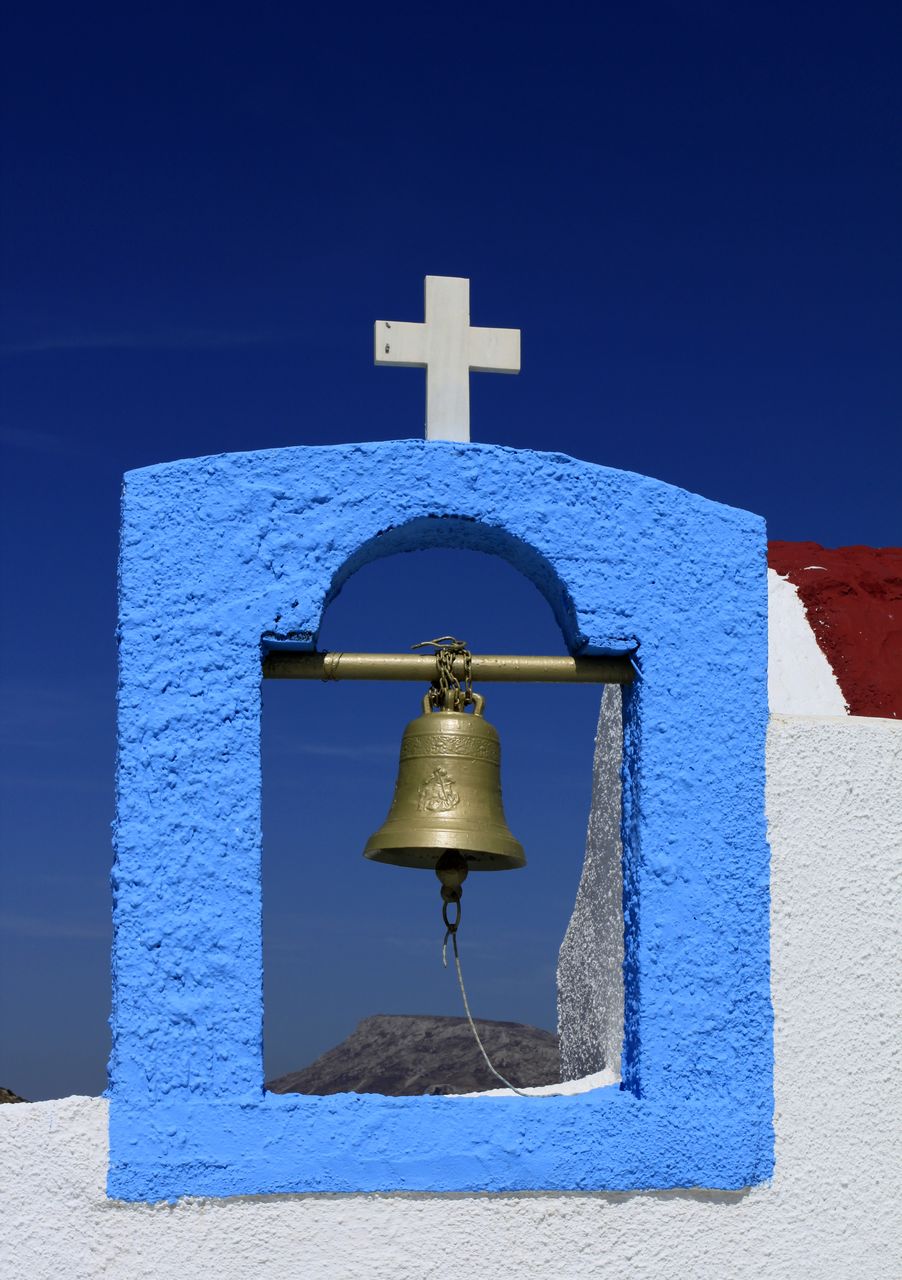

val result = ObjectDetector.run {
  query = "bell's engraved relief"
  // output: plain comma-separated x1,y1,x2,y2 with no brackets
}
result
417,767,461,814
400,733,501,765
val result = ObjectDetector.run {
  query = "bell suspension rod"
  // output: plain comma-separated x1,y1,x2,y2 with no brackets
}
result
262,651,635,683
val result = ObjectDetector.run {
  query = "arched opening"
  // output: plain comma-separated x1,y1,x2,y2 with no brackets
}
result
312,514,587,655
262,544,623,1096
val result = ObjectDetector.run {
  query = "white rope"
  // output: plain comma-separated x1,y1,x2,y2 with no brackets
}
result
444,929,563,1098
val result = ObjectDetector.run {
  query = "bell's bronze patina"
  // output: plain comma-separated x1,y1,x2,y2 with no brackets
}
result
364,690,525,886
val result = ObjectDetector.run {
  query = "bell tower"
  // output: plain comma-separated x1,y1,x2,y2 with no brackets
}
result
109,413,771,1199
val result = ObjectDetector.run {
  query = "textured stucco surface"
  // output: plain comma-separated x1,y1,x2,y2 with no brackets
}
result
110,440,771,1197
557,684,624,1080
556,570,849,1076
769,542,902,717
3,716,898,1279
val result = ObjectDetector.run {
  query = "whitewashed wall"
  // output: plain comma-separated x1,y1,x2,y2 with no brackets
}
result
556,567,853,1076
2,712,899,1280
557,683,624,1080
766,569,848,715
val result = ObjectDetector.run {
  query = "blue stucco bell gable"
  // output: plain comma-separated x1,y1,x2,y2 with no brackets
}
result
109,439,772,1199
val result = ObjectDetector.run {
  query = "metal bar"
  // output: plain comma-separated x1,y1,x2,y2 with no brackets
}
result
262,651,634,684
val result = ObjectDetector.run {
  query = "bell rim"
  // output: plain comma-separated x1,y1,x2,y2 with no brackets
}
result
365,818,522,850
364,820,525,870
364,844,526,871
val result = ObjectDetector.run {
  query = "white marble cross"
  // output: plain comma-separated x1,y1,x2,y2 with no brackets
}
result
375,276,520,442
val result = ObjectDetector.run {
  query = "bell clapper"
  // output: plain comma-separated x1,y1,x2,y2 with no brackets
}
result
436,849,468,940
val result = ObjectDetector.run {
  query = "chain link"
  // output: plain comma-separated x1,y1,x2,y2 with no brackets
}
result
411,636,473,711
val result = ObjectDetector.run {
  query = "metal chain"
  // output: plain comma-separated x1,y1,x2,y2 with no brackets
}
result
411,636,473,711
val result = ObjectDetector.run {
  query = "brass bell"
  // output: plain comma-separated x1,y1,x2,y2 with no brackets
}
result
363,690,526,891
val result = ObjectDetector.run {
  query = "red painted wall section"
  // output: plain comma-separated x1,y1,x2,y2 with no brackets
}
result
768,542,902,719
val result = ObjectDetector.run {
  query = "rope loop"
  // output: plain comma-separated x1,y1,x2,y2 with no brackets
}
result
442,897,461,933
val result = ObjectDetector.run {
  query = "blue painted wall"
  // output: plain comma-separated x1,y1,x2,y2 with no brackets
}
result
109,440,772,1199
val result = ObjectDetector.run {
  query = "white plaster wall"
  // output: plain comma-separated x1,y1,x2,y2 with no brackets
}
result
557,683,624,1080
557,566,851,1077
2,713,900,1280
767,568,848,715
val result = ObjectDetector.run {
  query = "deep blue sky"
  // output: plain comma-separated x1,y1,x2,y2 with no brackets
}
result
2,3,899,1099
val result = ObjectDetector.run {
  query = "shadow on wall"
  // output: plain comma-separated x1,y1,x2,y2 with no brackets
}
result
557,684,624,1081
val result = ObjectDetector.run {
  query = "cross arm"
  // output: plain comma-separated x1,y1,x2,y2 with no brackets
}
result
374,320,427,367
468,324,520,374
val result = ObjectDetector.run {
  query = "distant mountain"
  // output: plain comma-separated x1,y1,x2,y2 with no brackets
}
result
0,1087,27,1104
266,1014,560,1096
